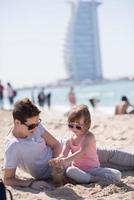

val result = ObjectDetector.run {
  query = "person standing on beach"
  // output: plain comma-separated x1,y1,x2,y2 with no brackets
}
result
46,92,52,109
37,87,46,107
0,80,4,109
115,96,134,115
68,86,77,107
3,98,62,190
7,82,16,107
49,105,121,184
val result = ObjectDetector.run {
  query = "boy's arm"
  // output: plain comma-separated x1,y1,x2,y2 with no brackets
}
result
4,143,32,187
4,168,53,190
42,130,62,158
4,168,33,187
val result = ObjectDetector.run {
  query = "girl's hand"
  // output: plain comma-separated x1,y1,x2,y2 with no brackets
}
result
49,157,65,167
49,158,59,167
59,158,66,166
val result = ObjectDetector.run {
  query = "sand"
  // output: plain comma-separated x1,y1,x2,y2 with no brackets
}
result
0,108,134,200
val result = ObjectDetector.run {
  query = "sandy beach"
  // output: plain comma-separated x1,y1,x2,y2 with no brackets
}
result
0,108,134,200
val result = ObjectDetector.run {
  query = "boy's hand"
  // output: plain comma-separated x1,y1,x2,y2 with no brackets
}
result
49,157,65,167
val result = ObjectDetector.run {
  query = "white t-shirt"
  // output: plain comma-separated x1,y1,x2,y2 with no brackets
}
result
4,124,53,179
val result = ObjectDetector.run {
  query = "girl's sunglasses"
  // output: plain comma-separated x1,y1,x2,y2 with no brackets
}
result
68,123,83,130
22,119,41,130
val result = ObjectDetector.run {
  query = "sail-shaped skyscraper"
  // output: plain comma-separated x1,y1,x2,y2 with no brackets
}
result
64,0,102,82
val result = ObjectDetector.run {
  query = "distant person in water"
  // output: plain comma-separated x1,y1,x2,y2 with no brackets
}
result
68,86,77,107
115,96,134,115
89,98,100,109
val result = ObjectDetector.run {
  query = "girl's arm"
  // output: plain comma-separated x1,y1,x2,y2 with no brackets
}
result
63,133,95,165
59,139,71,157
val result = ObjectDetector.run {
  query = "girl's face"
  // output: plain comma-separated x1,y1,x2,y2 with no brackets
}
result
68,117,87,135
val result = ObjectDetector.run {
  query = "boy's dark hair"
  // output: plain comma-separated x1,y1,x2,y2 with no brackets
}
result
68,104,91,129
12,98,41,123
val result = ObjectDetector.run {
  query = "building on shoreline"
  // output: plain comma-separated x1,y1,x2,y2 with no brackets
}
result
64,0,103,82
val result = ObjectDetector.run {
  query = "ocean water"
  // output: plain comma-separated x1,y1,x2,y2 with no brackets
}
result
3,80,134,114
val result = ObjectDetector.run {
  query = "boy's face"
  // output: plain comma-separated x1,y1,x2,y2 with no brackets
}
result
68,117,87,135
15,115,41,137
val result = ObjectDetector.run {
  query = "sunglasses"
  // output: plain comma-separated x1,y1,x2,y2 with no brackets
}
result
22,119,41,130
68,123,84,130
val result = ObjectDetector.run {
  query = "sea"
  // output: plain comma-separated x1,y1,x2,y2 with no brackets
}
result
3,80,134,115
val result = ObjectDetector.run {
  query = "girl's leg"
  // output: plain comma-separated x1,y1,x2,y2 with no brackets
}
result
66,166,91,183
97,147,134,170
66,166,121,184
89,167,121,183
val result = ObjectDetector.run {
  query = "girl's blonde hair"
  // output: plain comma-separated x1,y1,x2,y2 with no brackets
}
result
68,104,91,129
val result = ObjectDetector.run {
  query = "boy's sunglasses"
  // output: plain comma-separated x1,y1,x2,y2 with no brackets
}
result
68,123,83,130
22,119,41,130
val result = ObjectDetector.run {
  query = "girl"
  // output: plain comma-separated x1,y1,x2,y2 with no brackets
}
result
50,105,121,184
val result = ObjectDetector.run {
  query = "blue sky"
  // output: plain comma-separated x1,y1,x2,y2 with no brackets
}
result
0,0,134,87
